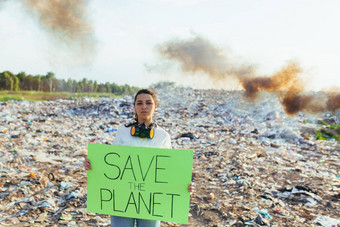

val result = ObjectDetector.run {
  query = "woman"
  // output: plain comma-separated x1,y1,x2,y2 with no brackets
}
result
112,89,171,150
85,89,193,227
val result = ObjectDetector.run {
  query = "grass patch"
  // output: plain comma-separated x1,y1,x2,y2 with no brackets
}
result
0,91,117,101
0,96,23,101
315,131,327,140
317,120,329,126
328,124,340,130
315,120,340,141
315,127,340,141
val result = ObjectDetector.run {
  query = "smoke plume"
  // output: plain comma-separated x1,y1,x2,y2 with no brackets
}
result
23,0,96,64
326,92,340,112
241,63,301,99
158,36,253,80
1,0,96,63
25,0,92,40
157,35,340,115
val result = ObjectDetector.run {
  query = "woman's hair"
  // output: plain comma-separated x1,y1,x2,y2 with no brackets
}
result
134,89,157,105
133,89,157,122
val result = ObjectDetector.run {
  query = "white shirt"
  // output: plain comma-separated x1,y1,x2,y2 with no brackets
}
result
113,124,172,149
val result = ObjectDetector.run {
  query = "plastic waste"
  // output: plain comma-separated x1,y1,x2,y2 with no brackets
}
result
0,87,338,226
60,181,74,190
313,215,340,227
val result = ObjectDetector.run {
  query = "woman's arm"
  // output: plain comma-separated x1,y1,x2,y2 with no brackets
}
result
84,156,91,170
188,181,196,195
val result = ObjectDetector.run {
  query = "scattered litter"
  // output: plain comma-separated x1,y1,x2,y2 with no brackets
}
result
0,88,339,226
60,181,74,190
313,215,340,227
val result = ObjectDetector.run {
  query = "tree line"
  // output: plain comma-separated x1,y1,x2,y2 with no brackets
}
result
0,71,139,95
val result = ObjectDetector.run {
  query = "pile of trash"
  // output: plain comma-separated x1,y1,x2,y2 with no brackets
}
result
0,88,339,226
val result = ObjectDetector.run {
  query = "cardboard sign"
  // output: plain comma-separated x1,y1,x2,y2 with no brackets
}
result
87,144,193,224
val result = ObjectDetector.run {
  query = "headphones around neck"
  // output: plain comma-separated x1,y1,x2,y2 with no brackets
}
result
130,122,155,139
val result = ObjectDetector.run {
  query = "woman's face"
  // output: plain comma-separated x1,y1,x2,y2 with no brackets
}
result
134,93,156,122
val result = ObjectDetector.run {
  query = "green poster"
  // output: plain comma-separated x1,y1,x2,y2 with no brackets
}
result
87,144,193,224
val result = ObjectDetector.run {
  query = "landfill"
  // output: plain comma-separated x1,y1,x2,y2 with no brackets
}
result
0,88,339,226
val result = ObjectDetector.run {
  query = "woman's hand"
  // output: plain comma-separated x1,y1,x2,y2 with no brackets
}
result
84,156,92,170
188,182,195,197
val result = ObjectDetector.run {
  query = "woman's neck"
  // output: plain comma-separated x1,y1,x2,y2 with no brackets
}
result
137,118,153,127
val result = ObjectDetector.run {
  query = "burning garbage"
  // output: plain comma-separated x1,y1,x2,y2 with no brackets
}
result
156,35,340,115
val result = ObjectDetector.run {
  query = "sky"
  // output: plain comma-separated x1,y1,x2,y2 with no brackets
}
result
0,0,339,90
